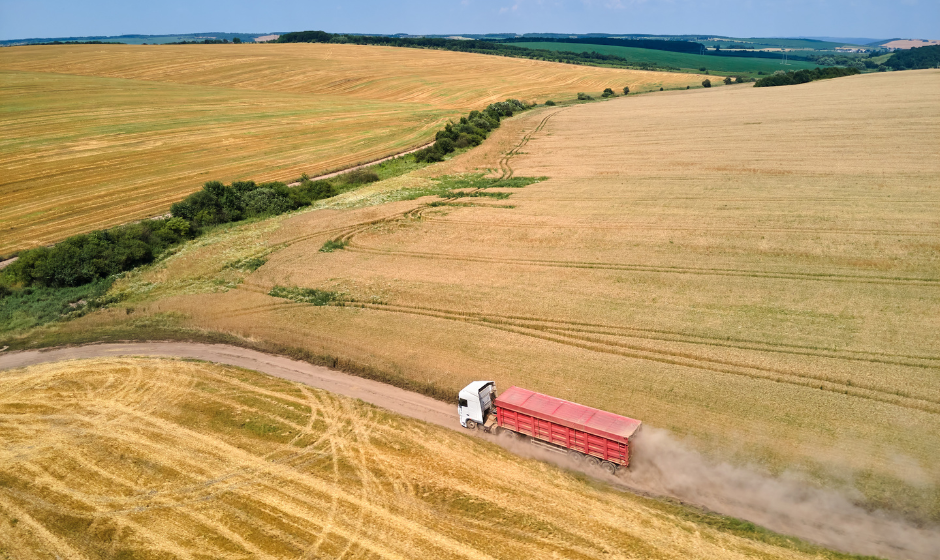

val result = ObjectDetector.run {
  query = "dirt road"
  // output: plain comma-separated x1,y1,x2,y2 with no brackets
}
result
0,342,457,428
3,342,937,559
286,142,435,186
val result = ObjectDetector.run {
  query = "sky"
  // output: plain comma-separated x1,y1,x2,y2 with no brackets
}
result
1,0,937,41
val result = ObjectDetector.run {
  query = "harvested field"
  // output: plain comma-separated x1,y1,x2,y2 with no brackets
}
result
0,357,857,559
17,70,940,524
0,43,706,254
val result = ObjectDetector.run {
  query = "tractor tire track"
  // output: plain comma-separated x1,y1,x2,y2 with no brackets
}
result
498,108,565,180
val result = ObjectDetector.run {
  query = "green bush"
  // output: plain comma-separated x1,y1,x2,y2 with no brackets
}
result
342,169,380,184
577,92,593,100
702,79,712,88
622,86,630,95
724,76,733,85
602,87,615,98
545,100,556,106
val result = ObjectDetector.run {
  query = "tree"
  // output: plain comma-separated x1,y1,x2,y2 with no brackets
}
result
232,37,242,44
723,76,733,85
702,79,712,88
622,86,629,95
602,87,615,97
734,76,744,84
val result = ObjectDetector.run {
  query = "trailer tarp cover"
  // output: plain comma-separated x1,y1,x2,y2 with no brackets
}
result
495,386,641,442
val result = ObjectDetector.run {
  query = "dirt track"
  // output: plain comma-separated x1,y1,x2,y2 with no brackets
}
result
0,342,457,428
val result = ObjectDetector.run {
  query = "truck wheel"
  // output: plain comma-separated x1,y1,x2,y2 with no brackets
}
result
465,420,477,430
601,462,618,474
586,456,601,467
568,452,584,463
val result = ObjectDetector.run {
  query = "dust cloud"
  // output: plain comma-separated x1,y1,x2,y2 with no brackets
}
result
488,427,940,560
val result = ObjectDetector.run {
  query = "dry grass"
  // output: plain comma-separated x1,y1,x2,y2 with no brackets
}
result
0,357,856,559
18,71,940,520
0,43,706,254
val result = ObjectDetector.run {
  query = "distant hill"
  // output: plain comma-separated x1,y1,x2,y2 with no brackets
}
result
800,36,884,46
0,32,285,46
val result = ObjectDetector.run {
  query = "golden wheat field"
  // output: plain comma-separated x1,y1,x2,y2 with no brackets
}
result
0,43,707,254
0,357,849,559
56,69,940,522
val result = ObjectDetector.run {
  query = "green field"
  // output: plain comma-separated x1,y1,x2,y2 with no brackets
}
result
699,37,860,50
509,42,823,75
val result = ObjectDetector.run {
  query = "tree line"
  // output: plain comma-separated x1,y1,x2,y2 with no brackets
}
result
753,67,861,87
1,98,531,291
885,45,940,70
276,31,673,71
414,99,530,162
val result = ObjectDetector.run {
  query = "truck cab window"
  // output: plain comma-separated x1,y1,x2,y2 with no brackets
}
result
458,398,468,407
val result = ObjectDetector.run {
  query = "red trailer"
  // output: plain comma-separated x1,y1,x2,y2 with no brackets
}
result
493,386,641,473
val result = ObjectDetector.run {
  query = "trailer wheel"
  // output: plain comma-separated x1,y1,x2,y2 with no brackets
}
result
601,462,618,475
568,452,585,464
465,420,477,430
586,456,601,467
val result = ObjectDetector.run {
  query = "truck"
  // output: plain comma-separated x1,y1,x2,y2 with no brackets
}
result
457,381,641,473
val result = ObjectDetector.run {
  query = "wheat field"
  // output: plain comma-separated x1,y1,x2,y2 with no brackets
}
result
0,357,850,559
70,69,940,522
0,43,707,254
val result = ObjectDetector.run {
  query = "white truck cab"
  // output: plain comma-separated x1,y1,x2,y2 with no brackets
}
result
457,381,496,429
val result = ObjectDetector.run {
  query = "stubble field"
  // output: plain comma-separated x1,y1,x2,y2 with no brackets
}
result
0,43,707,254
47,69,940,524
0,357,855,559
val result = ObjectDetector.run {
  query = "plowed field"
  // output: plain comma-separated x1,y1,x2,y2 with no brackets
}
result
0,43,707,253
18,70,940,523
0,357,845,559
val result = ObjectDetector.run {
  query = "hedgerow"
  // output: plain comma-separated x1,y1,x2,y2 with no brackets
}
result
754,67,860,87
413,99,530,163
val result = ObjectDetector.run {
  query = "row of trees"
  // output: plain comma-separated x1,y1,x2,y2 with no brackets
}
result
754,67,861,87
414,99,530,162
276,31,675,72
4,174,359,289
885,45,940,70
6,218,192,288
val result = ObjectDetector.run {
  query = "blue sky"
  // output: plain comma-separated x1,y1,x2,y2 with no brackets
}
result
1,0,937,41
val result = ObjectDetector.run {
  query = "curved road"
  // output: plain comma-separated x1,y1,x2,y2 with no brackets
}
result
3,342,936,560
0,342,457,429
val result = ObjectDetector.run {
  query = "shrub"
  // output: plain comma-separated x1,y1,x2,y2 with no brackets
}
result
602,87,615,98
577,92,593,101
702,79,712,88
699,67,706,72
319,239,348,252
437,137,456,154
622,86,630,95
724,76,733,85
659,87,664,91
545,100,556,106
243,188,294,217
734,76,745,84
343,169,380,184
